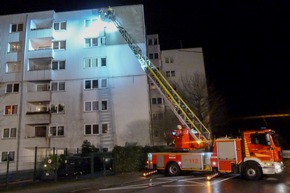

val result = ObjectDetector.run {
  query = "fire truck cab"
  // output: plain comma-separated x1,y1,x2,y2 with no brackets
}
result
147,128,284,180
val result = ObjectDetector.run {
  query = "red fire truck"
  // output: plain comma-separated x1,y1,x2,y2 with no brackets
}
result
146,127,284,180
102,7,284,180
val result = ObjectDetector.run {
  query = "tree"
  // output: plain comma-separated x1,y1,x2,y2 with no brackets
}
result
175,72,229,135
81,140,98,155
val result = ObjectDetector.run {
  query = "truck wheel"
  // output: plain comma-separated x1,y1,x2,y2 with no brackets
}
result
167,162,181,176
242,162,262,180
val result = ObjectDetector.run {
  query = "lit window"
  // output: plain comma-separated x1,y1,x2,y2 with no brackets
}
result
84,124,99,135
54,21,66,30
53,41,66,50
8,42,22,52
2,128,16,138
10,23,23,33
1,152,15,162
6,62,20,73
5,105,18,115
6,83,19,93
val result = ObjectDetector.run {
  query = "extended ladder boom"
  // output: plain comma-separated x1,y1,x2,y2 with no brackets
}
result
102,8,211,147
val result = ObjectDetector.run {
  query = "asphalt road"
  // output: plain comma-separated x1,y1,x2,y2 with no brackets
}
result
2,163,290,193
97,171,290,193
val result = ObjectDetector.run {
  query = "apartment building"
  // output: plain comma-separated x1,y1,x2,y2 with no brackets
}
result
0,5,150,172
147,35,207,145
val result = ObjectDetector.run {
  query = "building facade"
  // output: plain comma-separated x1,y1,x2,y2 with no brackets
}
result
147,34,207,145
0,5,150,172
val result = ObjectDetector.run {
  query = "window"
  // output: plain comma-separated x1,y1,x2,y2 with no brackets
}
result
101,58,107,66
84,124,99,135
250,133,270,146
3,128,16,138
166,71,175,77
6,62,21,73
6,83,19,93
51,81,65,91
50,104,65,113
84,37,105,47
84,18,98,27
10,23,23,33
101,79,107,88
148,37,158,45
36,84,50,91
35,126,46,137
85,79,98,89
102,123,108,134
50,126,64,136
84,58,98,68
5,105,17,115
1,152,15,162
149,53,159,60
165,57,174,64
54,21,66,30
152,98,163,105
8,42,22,52
53,41,66,50
52,61,65,70
101,101,107,110
84,101,98,112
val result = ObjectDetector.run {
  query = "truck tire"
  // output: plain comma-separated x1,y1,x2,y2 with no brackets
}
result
242,162,262,180
167,162,181,176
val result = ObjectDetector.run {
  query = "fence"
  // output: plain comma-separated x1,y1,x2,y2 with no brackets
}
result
0,147,113,189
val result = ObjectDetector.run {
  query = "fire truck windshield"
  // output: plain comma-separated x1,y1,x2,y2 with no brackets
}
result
271,132,281,147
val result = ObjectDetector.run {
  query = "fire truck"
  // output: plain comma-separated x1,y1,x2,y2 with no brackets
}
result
101,7,285,180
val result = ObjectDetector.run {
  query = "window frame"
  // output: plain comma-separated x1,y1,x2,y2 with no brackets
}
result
2,128,16,138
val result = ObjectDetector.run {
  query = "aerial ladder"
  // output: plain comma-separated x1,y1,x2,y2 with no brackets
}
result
102,7,211,148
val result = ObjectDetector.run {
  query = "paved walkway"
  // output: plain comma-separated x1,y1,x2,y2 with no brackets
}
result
1,172,147,193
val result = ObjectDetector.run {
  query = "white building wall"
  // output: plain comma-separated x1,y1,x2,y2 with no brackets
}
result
0,5,150,172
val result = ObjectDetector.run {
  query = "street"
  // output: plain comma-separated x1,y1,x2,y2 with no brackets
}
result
98,171,289,193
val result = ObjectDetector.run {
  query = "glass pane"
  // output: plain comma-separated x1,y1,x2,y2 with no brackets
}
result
85,125,91,134
10,128,16,137
58,126,64,136
92,38,98,46
102,124,108,134
93,101,98,110
85,80,91,89
59,61,65,69
54,23,59,30
6,84,12,93
60,22,66,30
92,80,98,88
3,129,9,138
93,124,99,134
51,82,58,91
18,24,23,31
13,84,19,92
59,82,65,91
52,61,58,70
85,102,91,111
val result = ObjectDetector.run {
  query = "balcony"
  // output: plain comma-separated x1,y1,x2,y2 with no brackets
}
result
24,58,53,81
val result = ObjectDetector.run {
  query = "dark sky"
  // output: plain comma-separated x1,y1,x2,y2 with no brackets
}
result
1,0,290,135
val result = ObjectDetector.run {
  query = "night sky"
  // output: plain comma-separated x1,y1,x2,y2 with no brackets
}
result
1,0,290,142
